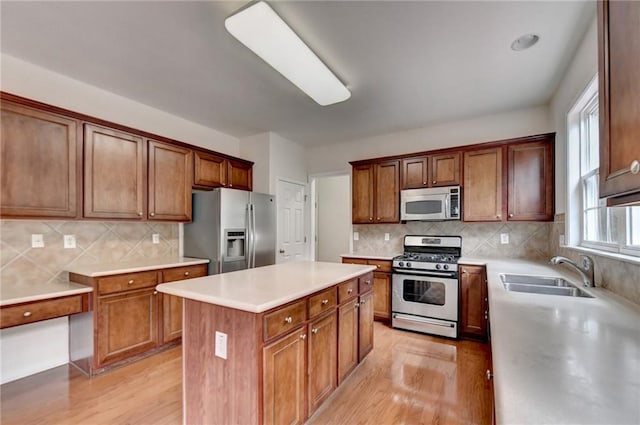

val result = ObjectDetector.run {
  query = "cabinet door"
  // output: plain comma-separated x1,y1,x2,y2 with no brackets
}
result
430,152,461,187
227,159,253,191
193,150,227,188
352,164,374,223
1,102,79,218
358,291,374,362
97,288,159,366
598,0,640,200
508,141,553,221
84,124,145,219
161,264,207,344
459,265,488,340
308,311,337,415
372,271,391,321
148,140,192,221
464,147,504,222
337,298,359,385
374,160,400,223
263,327,306,425
401,156,428,189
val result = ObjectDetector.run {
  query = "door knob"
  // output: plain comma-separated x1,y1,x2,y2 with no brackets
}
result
279,249,285,254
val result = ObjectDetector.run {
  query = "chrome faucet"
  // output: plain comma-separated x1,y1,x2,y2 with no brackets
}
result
550,255,595,288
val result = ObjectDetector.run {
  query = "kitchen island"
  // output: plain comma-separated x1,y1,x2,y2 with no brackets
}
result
156,260,376,425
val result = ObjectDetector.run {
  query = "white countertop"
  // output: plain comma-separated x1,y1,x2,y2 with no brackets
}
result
0,280,93,307
340,253,398,261
481,258,640,425
156,261,376,313
67,257,209,277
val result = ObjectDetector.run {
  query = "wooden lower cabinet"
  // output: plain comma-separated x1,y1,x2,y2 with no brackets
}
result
358,290,374,361
342,257,392,321
459,264,488,340
338,298,359,385
161,265,207,343
307,311,337,415
263,327,307,425
98,288,159,365
0,294,88,329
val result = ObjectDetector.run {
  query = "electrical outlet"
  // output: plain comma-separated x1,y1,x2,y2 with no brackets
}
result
500,233,509,244
215,331,228,359
353,232,359,241
152,233,160,244
384,233,390,241
31,234,44,248
63,234,76,249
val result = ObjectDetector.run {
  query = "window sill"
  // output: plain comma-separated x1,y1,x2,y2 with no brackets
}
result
560,244,640,266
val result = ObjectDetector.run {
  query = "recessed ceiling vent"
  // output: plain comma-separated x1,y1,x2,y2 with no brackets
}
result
511,33,540,51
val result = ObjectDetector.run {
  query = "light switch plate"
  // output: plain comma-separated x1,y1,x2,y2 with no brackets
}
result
215,331,228,359
63,234,76,249
152,233,160,244
353,232,359,241
500,233,509,244
384,233,390,241
31,234,44,248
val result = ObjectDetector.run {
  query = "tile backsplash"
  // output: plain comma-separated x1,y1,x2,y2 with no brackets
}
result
0,220,179,286
353,221,551,260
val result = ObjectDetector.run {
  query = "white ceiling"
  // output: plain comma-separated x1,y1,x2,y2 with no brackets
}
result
0,1,594,147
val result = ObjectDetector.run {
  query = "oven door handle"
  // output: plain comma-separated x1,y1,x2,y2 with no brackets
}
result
393,270,457,279
392,313,455,328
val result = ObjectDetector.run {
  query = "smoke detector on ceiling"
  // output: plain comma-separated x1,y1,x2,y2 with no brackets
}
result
511,34,540,51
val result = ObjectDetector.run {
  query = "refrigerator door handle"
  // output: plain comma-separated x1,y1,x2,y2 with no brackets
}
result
245,204,252,269
251,204,257,268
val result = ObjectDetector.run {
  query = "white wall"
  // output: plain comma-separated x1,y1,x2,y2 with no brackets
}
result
316,175,351,263
549,17,598,213
269,133,308,191
0,54,240,156
306,105,553,174
239,132,271,194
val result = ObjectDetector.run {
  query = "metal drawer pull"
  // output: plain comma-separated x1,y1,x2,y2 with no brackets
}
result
128,279,134,285
365,280,371,284
631,160,640,174
361,300,366,305
284,316,293,324
486,370,493,380
355,303,360,308
321,299,329,305
150,212,155,217
376,265,380,268
153,291,158,295
137,212,143,216
347,288,353,294
300,333,306,340
433,180,436,184
184,271,190,276
311,328,318,334
23,311,32,317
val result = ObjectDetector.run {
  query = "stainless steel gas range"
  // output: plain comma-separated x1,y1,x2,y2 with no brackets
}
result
391,235,462,338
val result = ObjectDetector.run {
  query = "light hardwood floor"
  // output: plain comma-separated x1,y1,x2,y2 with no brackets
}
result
1,322,491,425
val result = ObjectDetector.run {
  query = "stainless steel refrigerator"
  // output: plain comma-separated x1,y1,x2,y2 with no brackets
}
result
184,188,276,275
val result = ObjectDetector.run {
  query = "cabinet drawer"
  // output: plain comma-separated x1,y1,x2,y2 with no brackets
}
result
338,279,359,303
367,259,391,272
358,272,374,294
1,295,85,329
98,271,158,295
162,264,207,283
263,300,307,341
309,287,337,319
341,257,368,265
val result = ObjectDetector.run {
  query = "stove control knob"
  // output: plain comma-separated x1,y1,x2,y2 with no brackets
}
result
435,264,441,270
443,264,449,270
399,262,404,267
406,262,412,268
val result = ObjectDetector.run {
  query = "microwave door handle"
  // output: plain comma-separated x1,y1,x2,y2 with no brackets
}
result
444,195,450,219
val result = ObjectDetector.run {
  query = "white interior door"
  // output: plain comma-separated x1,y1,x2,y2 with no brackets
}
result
277,180,307,263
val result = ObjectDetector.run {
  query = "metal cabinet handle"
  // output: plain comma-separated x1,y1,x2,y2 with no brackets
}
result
496,215,501,219
311,328,318,334
376,265,380,269
184,271,190,276
284,316,293,324
321,299,329,305
300,334,306,340
128,279,134,285
509,213,514,218
355,303,360,308
484,310,488,320
23,311,32,317
279,249,285,254
153,290,158,295
137,212,143,217
365,280,371,285
423,181,427,185
486,370,493,380
631,160,640,174
150,212,155,217
347,288,353,294
433,180,436,184
361,299,366,305
376,217,380,220
369,217,373,221
462,270,467,274
229,183,233,187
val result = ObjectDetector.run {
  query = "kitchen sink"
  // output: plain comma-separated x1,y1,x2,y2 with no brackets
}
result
499,274,594,298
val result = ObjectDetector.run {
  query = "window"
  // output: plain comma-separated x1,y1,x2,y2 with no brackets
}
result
567,76,640,258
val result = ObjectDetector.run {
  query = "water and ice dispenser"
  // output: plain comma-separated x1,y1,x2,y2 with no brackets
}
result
224,229,246,261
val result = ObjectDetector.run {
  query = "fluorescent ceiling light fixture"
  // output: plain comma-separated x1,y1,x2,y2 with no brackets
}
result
225,1,351,106
511,33,540,51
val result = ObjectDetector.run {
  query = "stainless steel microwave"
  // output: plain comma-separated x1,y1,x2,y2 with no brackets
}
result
400,186,461,221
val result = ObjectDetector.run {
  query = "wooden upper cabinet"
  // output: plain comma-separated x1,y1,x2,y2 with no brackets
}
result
352,164,375,223
1,102,79,218
374,160,400,223
464,147,504,222
193,150,227,188
148,140,192,221
508,141,553,221
84,124,146,219
227,159,253,191
430,152,461,187
598,0,640,204
401,156,428,189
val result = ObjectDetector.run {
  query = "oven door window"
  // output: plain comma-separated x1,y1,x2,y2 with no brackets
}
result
405,200,443,215
402,279,446,306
